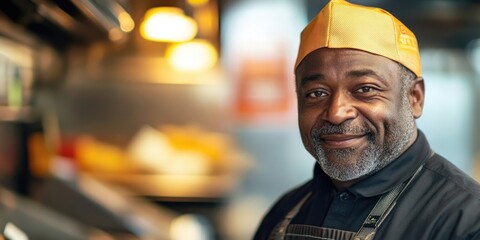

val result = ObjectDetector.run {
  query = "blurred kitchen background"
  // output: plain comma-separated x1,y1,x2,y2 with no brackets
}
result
0,0,479,239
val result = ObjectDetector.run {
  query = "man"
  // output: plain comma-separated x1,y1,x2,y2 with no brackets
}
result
254,0,480,239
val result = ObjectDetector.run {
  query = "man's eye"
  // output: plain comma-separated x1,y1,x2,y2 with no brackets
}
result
356,86,375,93
306,91,327,98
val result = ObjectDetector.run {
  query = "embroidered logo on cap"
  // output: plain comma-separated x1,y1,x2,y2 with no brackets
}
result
399,25,417,51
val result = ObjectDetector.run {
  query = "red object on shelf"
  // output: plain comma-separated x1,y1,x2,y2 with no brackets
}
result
57,137,78,160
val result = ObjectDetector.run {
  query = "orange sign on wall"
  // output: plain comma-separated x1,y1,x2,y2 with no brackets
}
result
234,56,293,122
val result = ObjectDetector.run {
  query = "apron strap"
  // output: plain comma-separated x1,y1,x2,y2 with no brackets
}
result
353,160,427,240
268,192,312,240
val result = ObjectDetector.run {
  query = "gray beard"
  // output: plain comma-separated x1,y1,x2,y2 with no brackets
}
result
311,98,416,182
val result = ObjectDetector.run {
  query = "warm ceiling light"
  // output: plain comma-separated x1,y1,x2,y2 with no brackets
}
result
140,7,198,42
187,0,210,7
166,39,218,72
118,11,135,32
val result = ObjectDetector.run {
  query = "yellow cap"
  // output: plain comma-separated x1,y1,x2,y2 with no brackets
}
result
295,0,421,77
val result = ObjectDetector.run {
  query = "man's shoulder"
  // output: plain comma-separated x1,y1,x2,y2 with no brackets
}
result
423,152,480,200
380,153,480,238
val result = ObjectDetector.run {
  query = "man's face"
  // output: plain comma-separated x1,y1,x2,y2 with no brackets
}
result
296,48,420,182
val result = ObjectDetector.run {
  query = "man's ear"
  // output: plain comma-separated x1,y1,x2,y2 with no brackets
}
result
409,77,425,119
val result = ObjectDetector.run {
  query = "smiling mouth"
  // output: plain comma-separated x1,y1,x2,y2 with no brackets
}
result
320,134,368,149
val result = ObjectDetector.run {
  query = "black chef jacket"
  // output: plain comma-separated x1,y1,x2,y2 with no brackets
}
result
254,131,480,240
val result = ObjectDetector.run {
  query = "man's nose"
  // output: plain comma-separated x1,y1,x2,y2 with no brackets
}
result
323,92,357,125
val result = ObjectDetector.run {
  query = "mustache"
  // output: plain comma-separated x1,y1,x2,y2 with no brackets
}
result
312,122,372,140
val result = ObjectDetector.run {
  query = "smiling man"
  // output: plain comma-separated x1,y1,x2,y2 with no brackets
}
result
300,48,420,191
254,0,480,239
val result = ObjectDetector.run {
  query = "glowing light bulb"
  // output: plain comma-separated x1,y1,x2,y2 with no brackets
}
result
140,7,197,42
118,11,135,32
166,39,218,72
